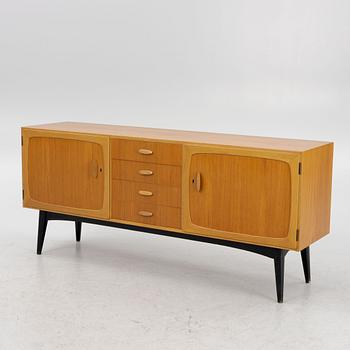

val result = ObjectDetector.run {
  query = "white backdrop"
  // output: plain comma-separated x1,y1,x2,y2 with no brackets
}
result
1,1,350,349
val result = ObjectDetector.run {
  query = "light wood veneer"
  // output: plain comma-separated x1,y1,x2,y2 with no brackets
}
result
112,201,181,229
112,180,181,208
112,160,181,187
22,128,110,219
111,138,182,165
28,121,329,152
22,122,333,251
189,153,291,238
28,137,105,210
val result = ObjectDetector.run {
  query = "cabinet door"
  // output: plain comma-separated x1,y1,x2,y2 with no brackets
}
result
22,129,109,218
183,145,300,249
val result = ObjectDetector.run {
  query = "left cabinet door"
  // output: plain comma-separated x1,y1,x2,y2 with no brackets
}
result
22,129,109,219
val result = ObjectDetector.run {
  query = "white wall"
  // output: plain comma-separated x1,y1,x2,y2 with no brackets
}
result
1,0,349,137
1,0,349,237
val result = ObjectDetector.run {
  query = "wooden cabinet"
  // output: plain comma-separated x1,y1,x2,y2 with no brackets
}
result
22,129,109,218
21,122,333,250
21,122,333,302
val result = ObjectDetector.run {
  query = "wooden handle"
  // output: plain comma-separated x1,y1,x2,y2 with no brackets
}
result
138,169,153,176
89,159,99,178
138,210,153,217
138,190,153,197
138,148,153,155
196,172,201,192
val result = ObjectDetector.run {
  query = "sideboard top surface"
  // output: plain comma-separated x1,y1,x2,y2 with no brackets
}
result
23,121,331,152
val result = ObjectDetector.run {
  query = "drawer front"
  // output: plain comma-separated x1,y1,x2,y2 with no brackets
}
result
112,160,181,187
112,201,181,229
111,138,182,166
113,180,181,208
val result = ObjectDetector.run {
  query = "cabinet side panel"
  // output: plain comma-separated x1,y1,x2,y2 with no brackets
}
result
298,143,333,250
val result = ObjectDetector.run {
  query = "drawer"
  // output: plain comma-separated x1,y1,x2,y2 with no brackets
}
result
111,138,182,166
113,180,181,208
112,201,181,229
112,160,181,187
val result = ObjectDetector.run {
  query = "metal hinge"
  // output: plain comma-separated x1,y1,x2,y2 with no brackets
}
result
298,162,302,175
21,135,23,146
22,189,24,200
296,229,300,241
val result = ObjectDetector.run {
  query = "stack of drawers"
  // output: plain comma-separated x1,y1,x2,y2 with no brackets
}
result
111,138,182,228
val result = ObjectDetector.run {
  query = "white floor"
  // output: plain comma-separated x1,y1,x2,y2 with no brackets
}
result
1,157,349,350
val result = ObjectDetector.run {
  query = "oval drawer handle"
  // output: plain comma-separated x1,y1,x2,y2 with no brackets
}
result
138,169,153,176
138,210,153,217
138,148,153,155
138,190,153,197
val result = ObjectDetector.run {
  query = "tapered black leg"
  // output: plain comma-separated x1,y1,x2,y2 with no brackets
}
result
301,247,311,283
37,211,48,255
75,221,82,242
36,210,302,302
274,251,286,303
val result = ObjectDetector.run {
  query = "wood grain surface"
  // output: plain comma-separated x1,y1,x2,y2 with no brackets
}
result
112,201,181,229
297,143,334,249
22,129,110,219
24,122,330,152
189,153,291,238
21,123,333,250
112,160,181,187
111,138,182,165
112,180,181,208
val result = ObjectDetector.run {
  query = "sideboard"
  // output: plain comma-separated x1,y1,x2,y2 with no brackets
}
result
21,122,333,302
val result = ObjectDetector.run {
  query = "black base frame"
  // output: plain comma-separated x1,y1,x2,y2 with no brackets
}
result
36,210,311,303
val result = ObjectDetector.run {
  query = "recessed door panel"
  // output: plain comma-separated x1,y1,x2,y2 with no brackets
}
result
22,130,109,218
183,145,300,249
189,154,291,238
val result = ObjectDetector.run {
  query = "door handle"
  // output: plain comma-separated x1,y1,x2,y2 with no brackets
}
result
89,159,99,178
195,172,201,192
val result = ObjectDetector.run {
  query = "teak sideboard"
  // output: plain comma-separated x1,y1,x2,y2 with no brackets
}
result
21,122,333,302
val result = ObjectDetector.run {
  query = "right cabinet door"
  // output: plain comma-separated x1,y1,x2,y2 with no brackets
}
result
183,145,300,249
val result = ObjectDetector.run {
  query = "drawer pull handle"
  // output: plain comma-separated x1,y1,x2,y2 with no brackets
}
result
138,190,153,197
138,148,153,155
138,210,153,217
138,169,153,176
